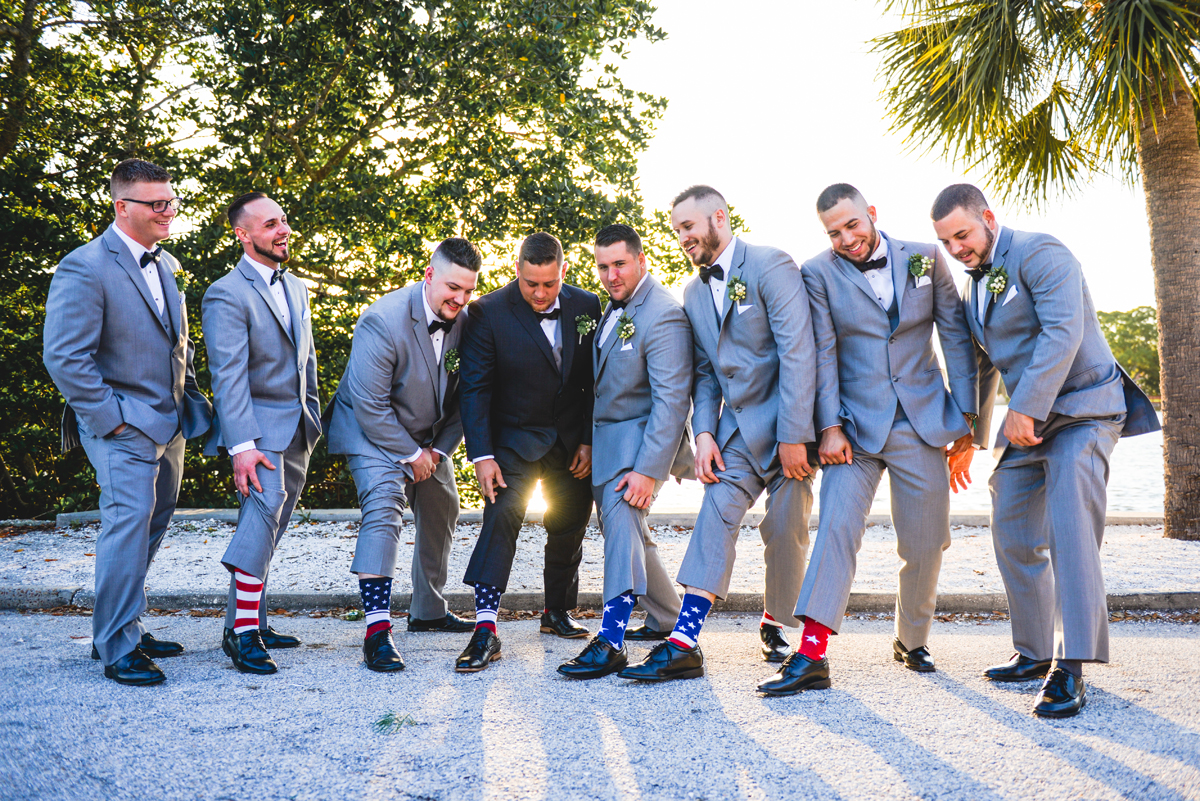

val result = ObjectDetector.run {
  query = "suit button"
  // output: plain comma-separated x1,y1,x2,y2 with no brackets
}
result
735,406,743,413
726,371,734,378
893,376,899,382
1000,368,1008,375
889,337,896,344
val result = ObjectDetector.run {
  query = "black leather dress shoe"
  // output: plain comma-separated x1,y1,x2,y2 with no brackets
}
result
92,631,184,661
363,627,406,672
222,627,278,675
455,628,502,672
259,627,301,649
558,636,629,679
757,653,831,695
103,648,166,686
1033,668,1086,718
984,652,1053,682
617,640,704,682
760,624,792,663
407,612,475,633
893,639,936,672
540,609,589,639
624,623,670,641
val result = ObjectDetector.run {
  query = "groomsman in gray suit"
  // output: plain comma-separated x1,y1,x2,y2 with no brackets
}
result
43,158,213,685
558,224,692,680
325,238,482,672
759,184,978,696
619,185,818,684
202,192,322,675
932,184,1159,718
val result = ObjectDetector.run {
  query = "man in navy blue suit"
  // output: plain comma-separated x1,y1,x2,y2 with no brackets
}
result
454,232,602,672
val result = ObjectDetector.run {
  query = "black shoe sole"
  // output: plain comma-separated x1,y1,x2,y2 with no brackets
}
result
103,670,166,686
985,670,1051,683
366,661,406,673
758,678,832,696
455,651,502,673
557,663,628,680
894,653,936,672
539,626,590,639
616,666,705,682
1033,697,1086,718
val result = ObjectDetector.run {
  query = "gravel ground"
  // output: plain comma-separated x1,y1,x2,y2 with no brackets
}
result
0,611,1197,801
1,520,1197,600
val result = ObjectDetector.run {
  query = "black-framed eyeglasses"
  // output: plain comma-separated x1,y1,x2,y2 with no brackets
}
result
122,197,185,213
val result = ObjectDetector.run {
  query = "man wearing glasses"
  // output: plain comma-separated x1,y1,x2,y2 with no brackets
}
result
43,158,213,685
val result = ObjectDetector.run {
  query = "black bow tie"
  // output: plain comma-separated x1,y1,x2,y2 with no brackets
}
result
428,319,454,335
698,265,724,284
966,263,992,282
855,256,887,274
270,264,289,285
609,299,627,311
139,247,163,268
535,308,561,322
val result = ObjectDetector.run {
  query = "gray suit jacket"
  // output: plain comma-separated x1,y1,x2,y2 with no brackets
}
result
803,233,977,453
202,257,321,455
43,225,212,448
325,282,465,473
592,274,694,487
966,227,1160,450
682,239,817,472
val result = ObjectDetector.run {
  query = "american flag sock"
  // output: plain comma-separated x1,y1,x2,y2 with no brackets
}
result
798,617,834,660
358,577,393,639
597,591,637,650
668,593,713,650
233,570,263,634
473,582,501,634
761,611,783,628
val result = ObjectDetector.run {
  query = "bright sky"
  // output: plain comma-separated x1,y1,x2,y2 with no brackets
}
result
619,0,1156,313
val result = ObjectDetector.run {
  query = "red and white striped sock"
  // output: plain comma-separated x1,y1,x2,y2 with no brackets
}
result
233,570,264,635
761,611,783,628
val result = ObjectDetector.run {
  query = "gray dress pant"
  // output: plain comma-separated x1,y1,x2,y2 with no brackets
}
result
78,420,185,665
990,416,1122,663
795,417,951,648
676,431,814,627
347,454,460,620
594,475,681,631
221,424,310,629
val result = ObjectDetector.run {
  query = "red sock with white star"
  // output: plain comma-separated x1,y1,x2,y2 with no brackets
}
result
798,617,833,660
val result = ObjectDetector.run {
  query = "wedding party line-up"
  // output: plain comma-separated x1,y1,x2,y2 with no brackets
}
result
40,158,1160,721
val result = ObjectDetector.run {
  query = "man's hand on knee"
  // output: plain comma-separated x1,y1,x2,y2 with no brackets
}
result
232,449,276,496
616,470,655,509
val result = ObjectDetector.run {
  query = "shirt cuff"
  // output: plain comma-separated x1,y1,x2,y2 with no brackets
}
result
400,446,424,465
471,455,495,464
229,440,256,456
433,449,448,460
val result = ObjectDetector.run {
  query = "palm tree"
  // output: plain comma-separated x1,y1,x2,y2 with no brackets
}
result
876,0,1200,540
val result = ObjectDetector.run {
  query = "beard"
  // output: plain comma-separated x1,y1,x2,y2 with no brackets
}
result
253,239,289,265
844,224,880,265
688,218,724,266
973,224,996,265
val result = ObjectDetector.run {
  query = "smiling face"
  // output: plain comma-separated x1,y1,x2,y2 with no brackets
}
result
114,181,177,248
594,241,647,302
932,206,998,269
516,259,566,312
671,197,730,267
424,261,478,320
819,197,880,265
235,197,292,266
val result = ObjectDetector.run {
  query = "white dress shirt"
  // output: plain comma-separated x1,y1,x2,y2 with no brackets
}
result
976,226,1005,325
598,272,649,348
229,255,291,457
860,234,894,311
113,225,166,315
706,236,739,317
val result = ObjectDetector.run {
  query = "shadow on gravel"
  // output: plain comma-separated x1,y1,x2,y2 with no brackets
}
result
933,676,1192,801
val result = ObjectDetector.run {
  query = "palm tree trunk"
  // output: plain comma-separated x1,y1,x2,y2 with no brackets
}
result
1137,85,1200,540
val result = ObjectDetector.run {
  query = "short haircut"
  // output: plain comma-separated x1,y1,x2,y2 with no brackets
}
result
110,159,171,199
671,184,727,212
227,191,270,230
431,237,483,273
816,183,867,214
519,231,564,267
931,184,990,221
594,223,643,255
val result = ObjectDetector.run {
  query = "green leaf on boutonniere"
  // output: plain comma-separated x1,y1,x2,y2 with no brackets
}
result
575,314,597,344
616,313,636,341
174,269,192,293
444,348,460,373
907,254,933,278
726,275,747,303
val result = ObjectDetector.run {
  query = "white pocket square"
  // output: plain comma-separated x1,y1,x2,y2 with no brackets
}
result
916,275,932,288
737,303,753,314
303,307,311,318
1003,285,1018,306
620,342,634,351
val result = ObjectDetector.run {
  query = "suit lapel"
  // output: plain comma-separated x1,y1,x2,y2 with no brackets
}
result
597,274,654,377
509,283,559,373
441,315,464,411
887,235,909,318
409,284,441,406
833,252,886,312
106,229,170,335
238,258,293,344
688,277,720,355
966,279,985,344
159,255,182,342
718,240,746,332
283,274,304,354
983,227,1014,328
558,285,575,386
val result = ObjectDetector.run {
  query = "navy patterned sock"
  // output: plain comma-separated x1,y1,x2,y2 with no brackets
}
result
358,577,392,638
597,591,637,650
474,582,501,633
668,593,714,649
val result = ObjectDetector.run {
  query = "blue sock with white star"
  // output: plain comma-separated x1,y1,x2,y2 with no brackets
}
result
473,582,501,634
668,593,714,650
597,591,637,650
358,577,392,639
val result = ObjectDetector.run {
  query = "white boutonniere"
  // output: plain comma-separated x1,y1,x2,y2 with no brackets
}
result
616,313,636,341
575,314,597,344
986,266,1008,296
907,254,933,278
443,348,460,373
726,275,747,303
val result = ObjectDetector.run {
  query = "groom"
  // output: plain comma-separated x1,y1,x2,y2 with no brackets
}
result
932,183,1159,718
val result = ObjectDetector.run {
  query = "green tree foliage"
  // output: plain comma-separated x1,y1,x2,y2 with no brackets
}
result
1,0,687,517
1099,306,1161,397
